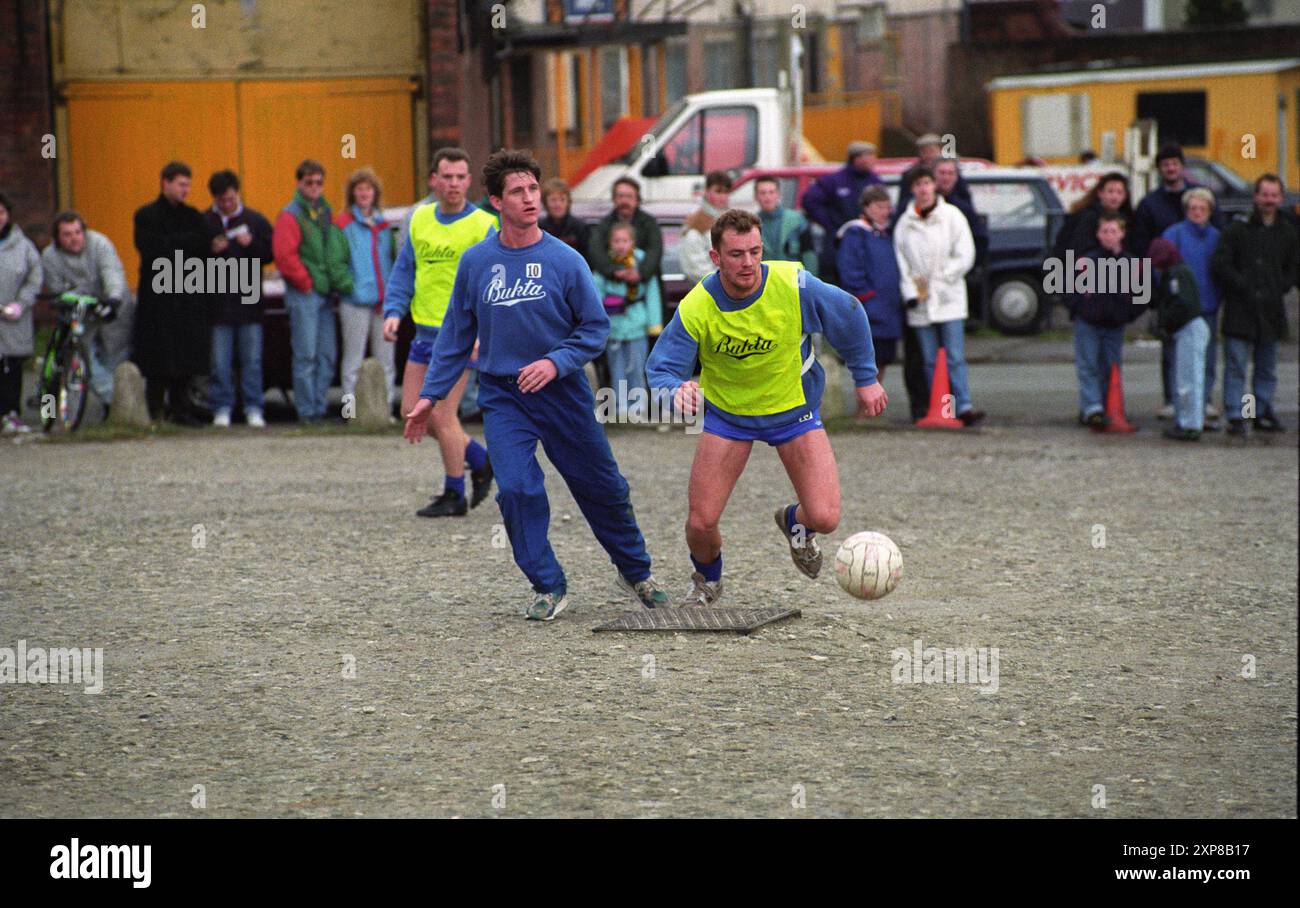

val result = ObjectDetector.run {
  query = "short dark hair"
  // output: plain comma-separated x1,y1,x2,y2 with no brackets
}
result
859,186,890,208
208,169,240,197
1155,142,1184,165
612,176,641,201
1098,211,1126,231
482,149,542,199
710,208,761,250
295,159,325,181
910,164,936,184
431,147,470,175
753,175,780,191
705,170,733,192
1254,172,1284,194
51,210,86,245
161,161,191,182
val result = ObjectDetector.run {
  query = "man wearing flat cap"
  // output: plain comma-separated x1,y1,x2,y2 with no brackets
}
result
802,140,883,284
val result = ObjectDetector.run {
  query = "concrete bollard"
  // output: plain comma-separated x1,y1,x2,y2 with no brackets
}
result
108,361,151,427
820,351,849,418
352,357,393,428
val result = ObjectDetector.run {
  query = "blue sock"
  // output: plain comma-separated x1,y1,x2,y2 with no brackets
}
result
785,503,815,538
444,474,465,498
465,438,488,471
690,552,722,583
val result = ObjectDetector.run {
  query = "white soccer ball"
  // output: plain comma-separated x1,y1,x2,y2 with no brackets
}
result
834,531,903,600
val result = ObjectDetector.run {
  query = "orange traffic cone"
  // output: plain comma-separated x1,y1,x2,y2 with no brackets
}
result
1100,361,1137,433
916,347,963,429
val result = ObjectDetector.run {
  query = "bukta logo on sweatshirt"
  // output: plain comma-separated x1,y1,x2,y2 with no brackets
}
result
713,334,775,359
485,276,548,308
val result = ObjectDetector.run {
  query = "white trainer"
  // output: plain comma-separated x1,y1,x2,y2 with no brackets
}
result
246,409,266,429
212,409,231,428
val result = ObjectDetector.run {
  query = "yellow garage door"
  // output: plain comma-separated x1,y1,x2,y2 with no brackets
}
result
66,78,417,287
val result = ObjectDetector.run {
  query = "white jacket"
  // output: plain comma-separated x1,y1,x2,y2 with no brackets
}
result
893,196,975,327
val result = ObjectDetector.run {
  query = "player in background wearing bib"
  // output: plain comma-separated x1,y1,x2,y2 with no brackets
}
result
404,150,670,621
384,148,498,518
646,209,888,606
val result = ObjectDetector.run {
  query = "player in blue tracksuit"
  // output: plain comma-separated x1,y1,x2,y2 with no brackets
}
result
404,150,670,621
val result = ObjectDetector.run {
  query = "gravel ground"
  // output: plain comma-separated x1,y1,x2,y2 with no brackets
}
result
1,421,1295,818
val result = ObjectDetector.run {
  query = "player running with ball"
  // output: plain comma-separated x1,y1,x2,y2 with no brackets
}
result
404,150,670,621
646,209,887,606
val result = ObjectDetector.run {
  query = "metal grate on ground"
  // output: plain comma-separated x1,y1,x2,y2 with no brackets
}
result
592,607,801,634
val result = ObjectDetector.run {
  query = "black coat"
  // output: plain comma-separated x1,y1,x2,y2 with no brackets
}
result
1067,249,1148,328
201,206,274,325
540,213,591,263
132,195,210,379
1212,210,1299,344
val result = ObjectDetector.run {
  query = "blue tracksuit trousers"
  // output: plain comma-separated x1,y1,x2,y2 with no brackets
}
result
478,371,653,594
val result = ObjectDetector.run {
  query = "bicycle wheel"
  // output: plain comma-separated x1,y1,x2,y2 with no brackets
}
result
59,340,91,431
39,331,64,433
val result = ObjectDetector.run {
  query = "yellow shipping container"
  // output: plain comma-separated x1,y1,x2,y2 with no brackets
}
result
987,59,1300,192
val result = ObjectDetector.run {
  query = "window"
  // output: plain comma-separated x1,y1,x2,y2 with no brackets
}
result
969,182,1046,230
665,41,687,105
753,35,781,89
642,46,659,118
704,38,738,91
599,47,627,130
658,106,759,175
1136,91,1206,148
1020,92,1090,158
804,31,820,95
510,57,533,143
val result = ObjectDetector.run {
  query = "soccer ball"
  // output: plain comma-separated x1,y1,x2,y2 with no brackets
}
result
834,532,903,600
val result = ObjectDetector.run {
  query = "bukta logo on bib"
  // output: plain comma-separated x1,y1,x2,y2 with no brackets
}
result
714,334,775,359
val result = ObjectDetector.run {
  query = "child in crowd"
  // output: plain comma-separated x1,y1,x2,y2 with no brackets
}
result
1067,213,1147,429
1148,237,1207,441
837,185,904,382
591,222,662,421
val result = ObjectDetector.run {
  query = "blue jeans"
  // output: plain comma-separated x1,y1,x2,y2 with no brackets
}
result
209,322,264,413
1073,320,1125,417
915,319,972,415
478,371,653,594
606,336,649,417
1223,335,1278,422
1172,317,1209,431
1203,314,1218,406
285,288,336,421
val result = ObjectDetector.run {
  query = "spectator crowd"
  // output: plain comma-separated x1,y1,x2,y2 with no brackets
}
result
1,136,1295,440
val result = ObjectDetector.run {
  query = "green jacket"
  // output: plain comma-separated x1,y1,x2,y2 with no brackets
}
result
760,207,818,276
273,190,353,295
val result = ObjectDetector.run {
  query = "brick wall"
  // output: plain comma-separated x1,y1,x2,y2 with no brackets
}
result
0,0,56,246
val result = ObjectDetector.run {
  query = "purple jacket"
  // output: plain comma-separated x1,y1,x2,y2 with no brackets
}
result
802,163,882,277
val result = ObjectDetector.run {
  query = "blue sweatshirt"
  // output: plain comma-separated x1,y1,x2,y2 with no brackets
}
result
646,265,878,429
382,202,496,324
419,231,609,401
1161,219,1222,316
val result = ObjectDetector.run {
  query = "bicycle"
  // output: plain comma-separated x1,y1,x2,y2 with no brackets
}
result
35,291,119,432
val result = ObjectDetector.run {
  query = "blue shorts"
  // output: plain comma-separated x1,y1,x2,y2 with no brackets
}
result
408,326,438,365
703,408,823,446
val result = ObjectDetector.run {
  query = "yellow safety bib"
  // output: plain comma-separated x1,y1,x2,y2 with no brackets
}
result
409,204,497,327
677,261,808,416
